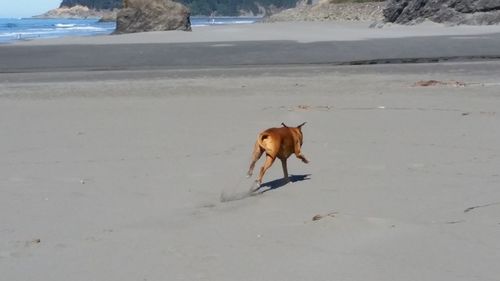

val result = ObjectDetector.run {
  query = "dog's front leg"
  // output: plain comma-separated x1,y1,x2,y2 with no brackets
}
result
296,154,309,163
294,141,309,164
280,158,290,183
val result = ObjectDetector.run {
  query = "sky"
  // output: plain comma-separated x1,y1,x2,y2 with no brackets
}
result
0,0,61,18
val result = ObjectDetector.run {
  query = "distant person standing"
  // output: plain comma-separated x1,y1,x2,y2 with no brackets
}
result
210,12,216,24
186,12,192,31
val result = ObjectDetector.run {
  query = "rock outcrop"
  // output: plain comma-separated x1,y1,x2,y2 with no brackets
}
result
98,10,119,22
384,0,500,25
60,0,122,10
264,0,385,22
33,5,116,19
114,0,191,34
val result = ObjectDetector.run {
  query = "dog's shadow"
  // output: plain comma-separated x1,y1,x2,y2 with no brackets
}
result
257,174,311,193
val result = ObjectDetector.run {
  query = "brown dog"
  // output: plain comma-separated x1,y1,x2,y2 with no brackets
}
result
247,122,309,190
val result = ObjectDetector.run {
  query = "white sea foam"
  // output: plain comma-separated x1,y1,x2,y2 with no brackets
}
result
54,23,77,28
59,26,105,31
0,17,259,43
231,20,255,24
209,20,255,25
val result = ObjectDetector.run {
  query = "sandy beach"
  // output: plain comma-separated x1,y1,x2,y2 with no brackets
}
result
1,22,500,281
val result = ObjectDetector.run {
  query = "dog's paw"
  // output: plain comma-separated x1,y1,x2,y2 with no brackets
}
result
249,180,260,193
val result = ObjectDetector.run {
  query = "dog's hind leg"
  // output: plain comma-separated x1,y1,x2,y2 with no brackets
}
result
247,141,264,177
281,158,290,183
257,154,275,186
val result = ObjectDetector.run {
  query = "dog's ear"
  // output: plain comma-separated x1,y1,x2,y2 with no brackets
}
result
281,122,288,128
297,122,307,129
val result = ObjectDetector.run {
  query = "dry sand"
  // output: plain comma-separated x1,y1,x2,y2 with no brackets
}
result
1,22,500,281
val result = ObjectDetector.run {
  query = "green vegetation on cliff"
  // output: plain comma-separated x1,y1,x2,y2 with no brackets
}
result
60,0,122,10
59,0,296,15
59,0,382,16
187,0,299,16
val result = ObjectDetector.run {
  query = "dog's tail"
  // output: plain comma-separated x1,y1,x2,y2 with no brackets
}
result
258,133,271,150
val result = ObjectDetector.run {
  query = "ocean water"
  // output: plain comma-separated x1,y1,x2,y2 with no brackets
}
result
0,17,259,44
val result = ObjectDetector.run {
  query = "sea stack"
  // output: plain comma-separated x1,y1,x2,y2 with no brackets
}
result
114,0,191,34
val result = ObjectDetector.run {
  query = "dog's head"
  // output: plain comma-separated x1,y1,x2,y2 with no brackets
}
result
282,122,306,145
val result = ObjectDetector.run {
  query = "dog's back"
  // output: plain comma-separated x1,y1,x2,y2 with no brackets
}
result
258,127,295,160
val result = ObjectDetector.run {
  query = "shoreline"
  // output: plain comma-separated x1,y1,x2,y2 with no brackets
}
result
2,21,500,73
8,20,500,46
0,16,262,45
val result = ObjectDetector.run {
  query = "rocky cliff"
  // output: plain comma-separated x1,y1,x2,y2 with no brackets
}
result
384,0,500,25
264,0,385,22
